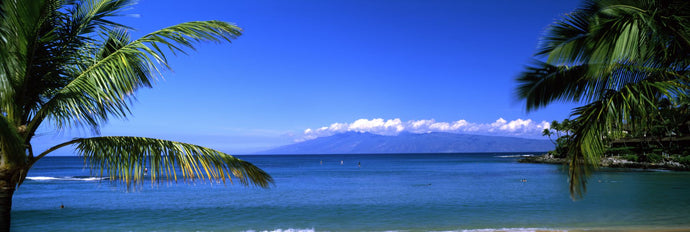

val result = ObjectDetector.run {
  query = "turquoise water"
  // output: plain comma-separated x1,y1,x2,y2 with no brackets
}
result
11,153,690,231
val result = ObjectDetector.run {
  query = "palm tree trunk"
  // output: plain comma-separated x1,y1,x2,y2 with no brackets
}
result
0,186,12,232
0,170,15,232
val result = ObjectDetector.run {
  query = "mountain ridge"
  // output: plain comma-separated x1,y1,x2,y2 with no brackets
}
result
257,132,554,154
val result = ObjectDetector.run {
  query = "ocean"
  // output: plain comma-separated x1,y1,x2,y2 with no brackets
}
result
11,153,690,232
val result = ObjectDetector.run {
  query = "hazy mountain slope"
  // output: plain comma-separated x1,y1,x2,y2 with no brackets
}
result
258,132,553,154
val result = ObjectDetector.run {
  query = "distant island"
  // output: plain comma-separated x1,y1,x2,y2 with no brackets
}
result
257,132,554,154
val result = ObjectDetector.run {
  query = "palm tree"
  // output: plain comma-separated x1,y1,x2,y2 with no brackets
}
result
0,0,273,230
516,0,690,199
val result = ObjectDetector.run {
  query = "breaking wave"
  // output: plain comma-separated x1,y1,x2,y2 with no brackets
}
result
243,229,315,232
26,176,109,182
495,154,535,158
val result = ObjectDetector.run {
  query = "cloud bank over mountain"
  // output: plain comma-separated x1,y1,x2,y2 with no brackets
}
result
300,118,551,141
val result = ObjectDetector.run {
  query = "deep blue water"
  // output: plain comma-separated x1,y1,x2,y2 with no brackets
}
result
11,153,690,231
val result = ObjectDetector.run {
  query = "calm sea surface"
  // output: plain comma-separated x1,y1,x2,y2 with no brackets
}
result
11,153,690,231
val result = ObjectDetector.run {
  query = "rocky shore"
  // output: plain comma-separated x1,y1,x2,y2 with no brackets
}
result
519,154,690,171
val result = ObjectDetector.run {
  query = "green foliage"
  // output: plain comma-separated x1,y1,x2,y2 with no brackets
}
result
0,0,272,191
0,3,274,228
43,137,273,188
541,119,576,158
622,154,638,162
679,156,690,166
643,153,663,163
606,146,636,155
517,0,690,199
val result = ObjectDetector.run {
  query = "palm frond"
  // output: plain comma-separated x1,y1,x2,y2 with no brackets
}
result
516,62,590,111
0,115,25,164
520,0,690,199
29,20,242,134
537,0,597,64
566,79,669,199
518,59,684,111
0,0,62,119
69,0,135,35
539,0,690,68
39,136,273,188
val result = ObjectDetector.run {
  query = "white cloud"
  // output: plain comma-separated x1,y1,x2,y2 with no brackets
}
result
348,118,403,135
299,118,551,142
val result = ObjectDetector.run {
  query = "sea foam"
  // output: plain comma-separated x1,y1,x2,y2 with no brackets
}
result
495,154,535,158
244,229,315,232
26,176,108,181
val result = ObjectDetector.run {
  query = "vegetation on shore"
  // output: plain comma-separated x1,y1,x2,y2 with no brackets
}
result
516,0,690,199
532,115,690,171
0,0,272,230
520,153,690,171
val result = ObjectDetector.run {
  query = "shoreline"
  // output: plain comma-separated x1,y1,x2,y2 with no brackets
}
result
518,154,690,171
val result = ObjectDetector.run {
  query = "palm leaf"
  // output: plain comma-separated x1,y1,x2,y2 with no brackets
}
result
516,62,591,111
38,136,273,188
566,79,670,199
0,0,137,135
0,0,59,120
28,20,242,135
519,0,690,200
539,0,690,69
518,60,658,111
0,115,25,164
0,1,270,229
537,0,597,64
69,0,135,35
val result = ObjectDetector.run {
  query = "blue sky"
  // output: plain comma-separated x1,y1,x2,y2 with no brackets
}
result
36,0,584,154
